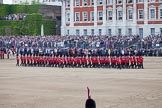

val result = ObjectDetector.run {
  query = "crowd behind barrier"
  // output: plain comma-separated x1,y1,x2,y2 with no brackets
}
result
0,13,26,20
0,35,162,60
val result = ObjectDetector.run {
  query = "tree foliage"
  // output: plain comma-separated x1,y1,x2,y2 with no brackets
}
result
0,4,56,36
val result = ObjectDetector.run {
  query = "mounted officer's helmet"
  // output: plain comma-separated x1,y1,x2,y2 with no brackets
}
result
85,87,96,108
85,98,96,108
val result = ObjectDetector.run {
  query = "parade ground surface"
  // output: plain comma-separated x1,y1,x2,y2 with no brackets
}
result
0,57,162,108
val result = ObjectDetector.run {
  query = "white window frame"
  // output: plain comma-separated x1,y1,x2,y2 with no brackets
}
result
118,0,122,4
75,12,80,22
149,0,155,3
139,28,143,38
83,0,88,6
108,29,112,35
67,30,69,35
90,11,94,21
91,0,94,5
83,29,88,35
66,11,70,22
149,7,156,20
91,29,94,36
159,6,162,19
83,12,88,21
160,28,162,35
66,0,70,7
98,0,103,5
107,10,113,20
107,0,112,5
76,29,80,35
128,28,132,35
127,0,133,4
138,0,144,3
117,10,123,20
99,29,102,35
138,9,144,20
150,28,155,35
75,0,80,6
98,11,103,21
118,28,122,35
127,9,133,20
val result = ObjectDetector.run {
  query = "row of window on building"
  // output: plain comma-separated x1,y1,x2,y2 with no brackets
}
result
66,7,162,22
43,0,62,2
66,0,162,7
66,28,162,36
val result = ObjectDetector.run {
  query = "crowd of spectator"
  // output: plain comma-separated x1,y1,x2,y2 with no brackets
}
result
0,13,26,20
0,35,162,57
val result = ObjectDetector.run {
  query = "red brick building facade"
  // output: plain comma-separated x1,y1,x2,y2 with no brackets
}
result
61,0,162,37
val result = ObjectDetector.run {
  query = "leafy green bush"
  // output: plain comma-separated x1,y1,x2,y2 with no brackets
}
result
0,5,56,36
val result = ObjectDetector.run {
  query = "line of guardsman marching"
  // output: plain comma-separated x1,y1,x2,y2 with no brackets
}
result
0,51,5,59
16,55,144,69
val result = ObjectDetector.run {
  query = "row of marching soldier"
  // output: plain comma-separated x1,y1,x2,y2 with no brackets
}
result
16,55,144,69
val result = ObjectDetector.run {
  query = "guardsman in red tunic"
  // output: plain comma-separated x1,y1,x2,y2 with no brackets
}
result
58,56,61,67
73,57,77,68
46,56,49,67
48,56,52,67
62,56,65,68
27,55,30,66
133,56,136,69
64,56,68,67
59,56,64,68
110,56,113,68
49,56,53,67
104,56,110,68
0,51,1,59
16,56,19,66
96,57,100,68
33,56,37,66
2,51,4,59
75,57,80,68
93,56,99,68
116,57,121,69
29,55,32,66
91,57,95,68
40,56,43,67
66,57,70,67
125,56,130,69
81,57,87,68
36,56,39,67
111,56,116,68
135,56,139,68
20,55,23,66
120,56,124,68
123,56,127,68
139,56,144,69
87,56,92,68
51,56,55,67
71,57,74,68
24,55,27,66
99,57,104,68
135,56,138,69
43,56,46,67
66,57,69,67
114,57,117,68
80,57,83,68
129,56,133,68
